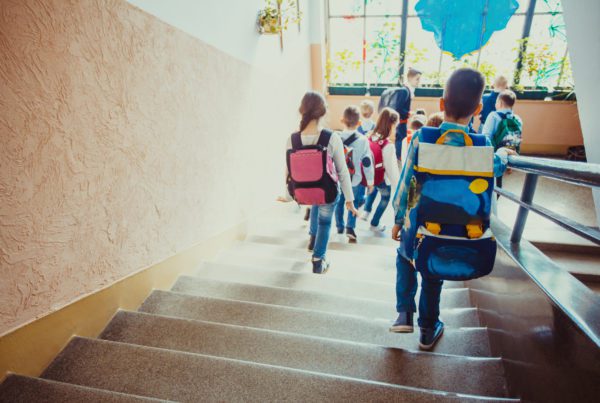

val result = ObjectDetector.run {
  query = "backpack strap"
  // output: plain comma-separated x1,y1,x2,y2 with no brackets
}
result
291,132,303,150
317,129,333,148
343,132,358,146
496,112,507,120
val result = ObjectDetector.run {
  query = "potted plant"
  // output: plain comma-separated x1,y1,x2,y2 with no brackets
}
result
257,0,301,35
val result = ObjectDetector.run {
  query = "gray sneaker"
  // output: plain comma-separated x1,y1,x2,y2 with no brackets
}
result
312,258,330,274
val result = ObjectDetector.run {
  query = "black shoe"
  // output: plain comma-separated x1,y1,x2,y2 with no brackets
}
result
308,235,316,252
337,227,344,234
304,208,311,221
419,321,445,351
346,228,357,242
312,258,330,274
389,312,414,333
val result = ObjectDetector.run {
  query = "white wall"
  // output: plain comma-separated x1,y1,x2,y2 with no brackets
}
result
562,0,600,219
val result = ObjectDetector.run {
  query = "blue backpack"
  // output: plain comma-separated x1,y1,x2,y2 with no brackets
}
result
399,127,497,281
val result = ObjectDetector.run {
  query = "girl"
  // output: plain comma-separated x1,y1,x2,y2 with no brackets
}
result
362,107,400,232
279,91,357,274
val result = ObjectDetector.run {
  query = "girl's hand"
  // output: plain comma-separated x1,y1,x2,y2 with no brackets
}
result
392,224,402,241
276,196,291,203
346,201,359,216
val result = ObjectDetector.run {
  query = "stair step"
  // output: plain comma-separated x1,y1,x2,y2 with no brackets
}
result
244,233,393,254
101,310,508,397
42,337,506,402
193,262,470,307
0,374,165,402
139,290,493,357
172,276,481,326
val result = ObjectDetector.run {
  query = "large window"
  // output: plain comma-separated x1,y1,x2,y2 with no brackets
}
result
326,0,573,91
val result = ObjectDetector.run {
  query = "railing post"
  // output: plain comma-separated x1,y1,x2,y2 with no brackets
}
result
511,173,539,243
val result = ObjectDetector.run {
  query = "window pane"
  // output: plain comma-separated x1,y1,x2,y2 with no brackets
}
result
535,0,562,14
478,15,525,85
365,17,402,85
405,17,441,85
520,13,568,87
366,0,403,16
517,0,532,14
328,18,364,84
329,0,364,16
407,0,418,16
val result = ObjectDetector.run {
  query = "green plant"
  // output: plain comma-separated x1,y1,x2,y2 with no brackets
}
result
325,50,361,84
257,0,301,34
515,38,570,90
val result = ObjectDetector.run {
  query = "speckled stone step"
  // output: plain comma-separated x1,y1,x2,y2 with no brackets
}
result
42,337,507,402
139,290,493,357
0,374,166,402
172,275,480,326
192,261,470,306
101,310,508,397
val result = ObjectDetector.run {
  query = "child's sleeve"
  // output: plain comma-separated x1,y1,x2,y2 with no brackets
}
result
331,134,355,202
393,133,419,226
282,137,294,201
487,136,510,177
482,112,499,137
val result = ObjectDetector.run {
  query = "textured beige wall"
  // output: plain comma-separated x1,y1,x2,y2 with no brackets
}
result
0,0,310,335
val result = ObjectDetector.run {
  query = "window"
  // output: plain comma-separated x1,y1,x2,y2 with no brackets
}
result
326,0,573,91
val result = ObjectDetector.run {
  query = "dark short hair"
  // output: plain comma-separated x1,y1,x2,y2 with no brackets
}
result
407,67,422,79
498,90,517,108
443,68,485,119
343,105,361,127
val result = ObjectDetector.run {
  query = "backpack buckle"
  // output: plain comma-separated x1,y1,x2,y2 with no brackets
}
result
466,223,484,239
425,222,441,235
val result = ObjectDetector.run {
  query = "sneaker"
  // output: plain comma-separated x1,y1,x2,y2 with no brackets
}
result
312,258,330,274
370,224,386,232
360,211,371,221
304,208,311,221
419,321,445,351
346,228,357,242
307,235,316,252
389,312,414,333
337,227,344,234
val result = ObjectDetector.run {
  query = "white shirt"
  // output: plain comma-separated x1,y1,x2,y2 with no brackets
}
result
285,131,354,202
370,133,400,190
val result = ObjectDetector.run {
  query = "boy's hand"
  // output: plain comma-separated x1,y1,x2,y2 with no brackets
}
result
276,196,291,203
392,224,402,241
346,201,359,216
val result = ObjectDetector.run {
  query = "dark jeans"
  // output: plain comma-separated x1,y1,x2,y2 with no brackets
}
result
335,186,365,231
395,253,443,328
370,183,391,227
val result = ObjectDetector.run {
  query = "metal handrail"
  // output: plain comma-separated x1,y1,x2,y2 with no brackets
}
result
498,155,600,244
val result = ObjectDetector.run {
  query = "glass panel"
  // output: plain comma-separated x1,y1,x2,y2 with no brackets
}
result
520,13,568,88
328,18,364,84
534,0,563,14
329,0,364,16
407,0,418,16
366,0,403,16
517,0,532,14
404,16,442,85
365,17,402,85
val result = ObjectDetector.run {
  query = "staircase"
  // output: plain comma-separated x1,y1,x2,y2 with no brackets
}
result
0,204,519,402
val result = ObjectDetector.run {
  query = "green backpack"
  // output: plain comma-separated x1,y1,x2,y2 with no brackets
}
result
491,112,522,152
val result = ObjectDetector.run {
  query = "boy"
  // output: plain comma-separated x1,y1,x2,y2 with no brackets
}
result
478,75,509,132
335,105,375,241
379,67,422,159
357,100,376,135
482,89,522,189
401,114,427,163
389,68,514,350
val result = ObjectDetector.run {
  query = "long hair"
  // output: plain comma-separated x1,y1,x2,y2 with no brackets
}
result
373,107,399,140
298,91,327,131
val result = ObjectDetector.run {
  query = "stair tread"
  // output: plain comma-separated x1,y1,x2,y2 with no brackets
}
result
245,233,393,253
192,261,470,306
101,310,508,397
172,275,481,326
139,290,493,357
0,374,166,402
42,337,507,402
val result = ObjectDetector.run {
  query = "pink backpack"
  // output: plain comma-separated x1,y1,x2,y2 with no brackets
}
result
286,130,339,205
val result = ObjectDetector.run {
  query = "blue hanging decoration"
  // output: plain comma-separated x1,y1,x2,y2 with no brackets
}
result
415,0,519,60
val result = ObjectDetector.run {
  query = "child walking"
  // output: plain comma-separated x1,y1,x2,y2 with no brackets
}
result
361,108,400,232
390,68,514,350
334,106,375,241
280,91,357,274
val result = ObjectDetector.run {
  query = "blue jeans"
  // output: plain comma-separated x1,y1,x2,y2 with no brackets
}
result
395,253,443,328
335,186,365,231
364,187,378,213
308,195,339,259
370,183,391,227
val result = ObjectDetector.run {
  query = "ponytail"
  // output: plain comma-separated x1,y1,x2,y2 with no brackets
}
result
298,91,327,132
373,107,399,140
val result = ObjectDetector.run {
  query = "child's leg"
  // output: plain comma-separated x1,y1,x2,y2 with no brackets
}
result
370,184,391,227
364,187,378,213
346,186,363,229
395,253,418,313
417,276,444,328
312,199,337,260
334,192,346,232
309,205,319,236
